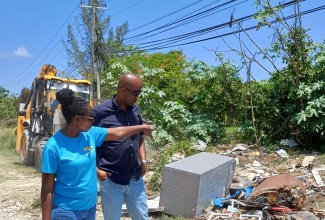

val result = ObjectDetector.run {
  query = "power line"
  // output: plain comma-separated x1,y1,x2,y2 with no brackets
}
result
5,0,318,91
98,2,321,54
125,0,246,44
135,5,325,52
123,0,304,49
125,0,236,43
128,0,204,33
5,4,79,86
111,0,144,16
5,26,81,89
125,0,302,45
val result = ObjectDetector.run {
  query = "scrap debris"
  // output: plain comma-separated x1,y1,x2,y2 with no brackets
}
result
312,167,325,187
247,174,306,209
192,143,325,220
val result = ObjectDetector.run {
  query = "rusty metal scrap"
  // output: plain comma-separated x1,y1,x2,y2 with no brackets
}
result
247,174,306,209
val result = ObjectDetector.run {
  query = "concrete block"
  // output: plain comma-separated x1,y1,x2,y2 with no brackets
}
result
159,152,236,217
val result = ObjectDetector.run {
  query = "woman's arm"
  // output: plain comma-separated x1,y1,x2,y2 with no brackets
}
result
104,124,153,141
41,173,56,220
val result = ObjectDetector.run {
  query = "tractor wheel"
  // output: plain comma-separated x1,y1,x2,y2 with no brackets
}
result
20,130,35,166
35,141,46,172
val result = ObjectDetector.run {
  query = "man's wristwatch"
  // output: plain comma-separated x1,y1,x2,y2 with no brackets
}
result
141,160,148,165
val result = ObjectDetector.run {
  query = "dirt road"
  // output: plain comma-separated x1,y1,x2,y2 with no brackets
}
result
0,154,106,220
0,154,42,219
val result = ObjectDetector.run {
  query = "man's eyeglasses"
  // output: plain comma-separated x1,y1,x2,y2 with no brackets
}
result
124,87,142,98
79,115,94,122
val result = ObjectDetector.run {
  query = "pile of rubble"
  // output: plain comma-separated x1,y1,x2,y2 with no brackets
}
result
195,142,325,220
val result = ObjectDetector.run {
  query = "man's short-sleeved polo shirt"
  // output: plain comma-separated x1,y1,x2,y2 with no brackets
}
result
93,95,144,185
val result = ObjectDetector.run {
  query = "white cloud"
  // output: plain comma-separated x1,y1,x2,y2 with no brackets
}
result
13,46,31,57
0,46,31,58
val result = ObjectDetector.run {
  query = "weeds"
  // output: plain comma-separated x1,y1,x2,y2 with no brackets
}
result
220,126,245,144
0,119,38,182
0,119,17,157
147,141,199,192
159,214,188,220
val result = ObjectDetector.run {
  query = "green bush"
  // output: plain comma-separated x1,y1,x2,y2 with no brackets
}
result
0,87,18,120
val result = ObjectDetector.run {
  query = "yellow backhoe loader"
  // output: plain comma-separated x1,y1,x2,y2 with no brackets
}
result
15,64,91,171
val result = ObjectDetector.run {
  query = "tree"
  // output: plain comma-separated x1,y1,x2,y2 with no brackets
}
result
100,50,231,146
248,0,325,149
0,86,18,120
17,87,30,105
62,0,128,98
186,58,244,126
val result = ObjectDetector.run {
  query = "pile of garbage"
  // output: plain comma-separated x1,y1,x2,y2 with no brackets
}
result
194,142,325,220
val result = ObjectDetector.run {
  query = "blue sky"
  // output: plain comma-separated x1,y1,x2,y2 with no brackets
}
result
1,0,324,95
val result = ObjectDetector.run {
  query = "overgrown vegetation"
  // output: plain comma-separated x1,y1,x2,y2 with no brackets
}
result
0,87,18,121
0,119,17,155
0,119,38,183
239,0,325,150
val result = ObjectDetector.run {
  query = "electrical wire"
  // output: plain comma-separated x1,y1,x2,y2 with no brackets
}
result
125,0,247,45
98,2,322,55
111,0,144,16
63,51,91,77
4,0,319,90
128,0,204,33
134,5,325,52
124,0,305,50
125,0,236,43
5,26,81,88
125,0,304,45
5,4,79,88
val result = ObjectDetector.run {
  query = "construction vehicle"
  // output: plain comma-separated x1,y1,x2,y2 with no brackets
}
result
15,64,91,171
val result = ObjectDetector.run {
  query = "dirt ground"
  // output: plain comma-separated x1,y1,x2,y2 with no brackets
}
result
0,154,108,220
0,154,42,220
0,153,155,220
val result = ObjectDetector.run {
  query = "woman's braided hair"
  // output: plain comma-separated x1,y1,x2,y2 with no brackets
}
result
56,88,88,123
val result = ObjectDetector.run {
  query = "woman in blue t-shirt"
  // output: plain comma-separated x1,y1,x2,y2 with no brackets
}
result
41,88,152,220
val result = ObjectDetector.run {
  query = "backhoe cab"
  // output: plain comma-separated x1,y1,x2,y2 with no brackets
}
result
15,64,91,171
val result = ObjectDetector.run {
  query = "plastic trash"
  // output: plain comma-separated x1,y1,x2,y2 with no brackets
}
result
191,140,207,151
213,197,228,208
280,139,299,147
244,186,252,199
275,149,288,158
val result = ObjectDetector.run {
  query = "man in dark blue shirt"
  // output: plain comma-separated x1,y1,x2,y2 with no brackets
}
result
92,73,149,220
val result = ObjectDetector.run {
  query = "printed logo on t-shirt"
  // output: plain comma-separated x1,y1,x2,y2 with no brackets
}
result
84,146,94,152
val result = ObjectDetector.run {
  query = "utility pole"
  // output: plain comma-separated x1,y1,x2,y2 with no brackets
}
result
80,0,107,99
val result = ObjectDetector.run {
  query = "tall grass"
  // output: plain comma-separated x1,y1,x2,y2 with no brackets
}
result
0,119,39,180
0,119,18,159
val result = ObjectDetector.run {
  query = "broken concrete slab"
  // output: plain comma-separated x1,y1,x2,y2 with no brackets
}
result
122,196,163,213
315,202,325,211
311,167,325,187
302,156,315,167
